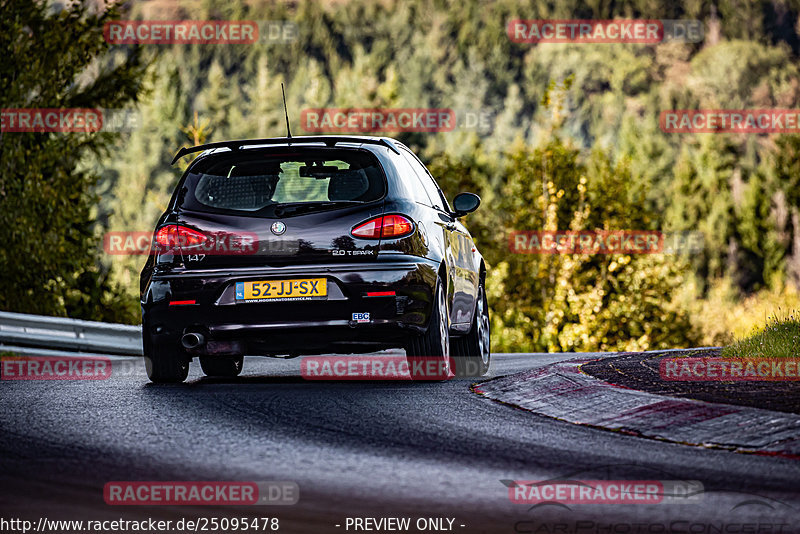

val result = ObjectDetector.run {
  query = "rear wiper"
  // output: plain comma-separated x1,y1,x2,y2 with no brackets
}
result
273,201,360,217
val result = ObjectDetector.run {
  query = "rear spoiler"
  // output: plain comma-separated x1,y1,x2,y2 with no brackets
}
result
170,136,400,165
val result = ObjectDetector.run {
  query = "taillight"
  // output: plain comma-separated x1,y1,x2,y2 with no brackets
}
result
366,291,396,297
351,214,414,239
169,300,197,306
155,225,208,251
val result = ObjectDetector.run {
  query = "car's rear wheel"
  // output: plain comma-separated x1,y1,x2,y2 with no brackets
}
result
143,331,190,384
452,283,490,377
405,278,452,381
199,356,244,378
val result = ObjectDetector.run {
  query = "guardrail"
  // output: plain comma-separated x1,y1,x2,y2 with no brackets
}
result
0,311,142,356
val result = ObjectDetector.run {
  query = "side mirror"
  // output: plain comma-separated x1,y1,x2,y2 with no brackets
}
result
452,192,481,217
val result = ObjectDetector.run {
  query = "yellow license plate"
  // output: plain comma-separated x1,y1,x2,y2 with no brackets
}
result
235,278,327,302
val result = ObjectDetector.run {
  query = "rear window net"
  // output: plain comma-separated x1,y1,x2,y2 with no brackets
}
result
195,174,277,211
179,148,386,215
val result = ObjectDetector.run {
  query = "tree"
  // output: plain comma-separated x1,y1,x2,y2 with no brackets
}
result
488,138,697,352
0,0,148,321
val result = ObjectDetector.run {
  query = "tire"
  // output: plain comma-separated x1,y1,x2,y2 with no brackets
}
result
200,356,244,378
405,278,452,381
451,283,490,377
143,330,190,384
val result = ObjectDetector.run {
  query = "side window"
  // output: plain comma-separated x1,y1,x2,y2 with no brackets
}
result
391,151,434,206
399,149,449,212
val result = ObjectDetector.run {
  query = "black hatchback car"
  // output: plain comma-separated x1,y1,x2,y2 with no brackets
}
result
140,135,490,383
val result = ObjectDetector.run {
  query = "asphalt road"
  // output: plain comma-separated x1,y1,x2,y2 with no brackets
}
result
1,352,800,533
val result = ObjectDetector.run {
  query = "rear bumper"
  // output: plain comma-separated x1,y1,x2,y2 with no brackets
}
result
141,259,438,355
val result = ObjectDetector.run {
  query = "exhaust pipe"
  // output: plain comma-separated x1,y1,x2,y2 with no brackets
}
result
181,332,205,350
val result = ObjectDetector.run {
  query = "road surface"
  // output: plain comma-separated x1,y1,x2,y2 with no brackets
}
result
1,353,799,533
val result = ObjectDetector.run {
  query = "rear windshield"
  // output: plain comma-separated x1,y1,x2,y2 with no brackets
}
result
178,148,386,215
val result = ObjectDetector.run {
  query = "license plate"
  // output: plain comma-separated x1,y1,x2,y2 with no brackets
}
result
235,278,327,302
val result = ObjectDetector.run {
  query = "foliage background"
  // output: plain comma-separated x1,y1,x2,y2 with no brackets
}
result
4,0,800,351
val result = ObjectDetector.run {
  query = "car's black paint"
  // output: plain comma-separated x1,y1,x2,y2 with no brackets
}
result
453,192,481,216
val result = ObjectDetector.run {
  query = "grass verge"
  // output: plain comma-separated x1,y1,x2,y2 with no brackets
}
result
721,311,800,360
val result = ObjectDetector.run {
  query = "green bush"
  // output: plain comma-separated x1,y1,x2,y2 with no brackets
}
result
0,0,148,323
434,137,698,352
